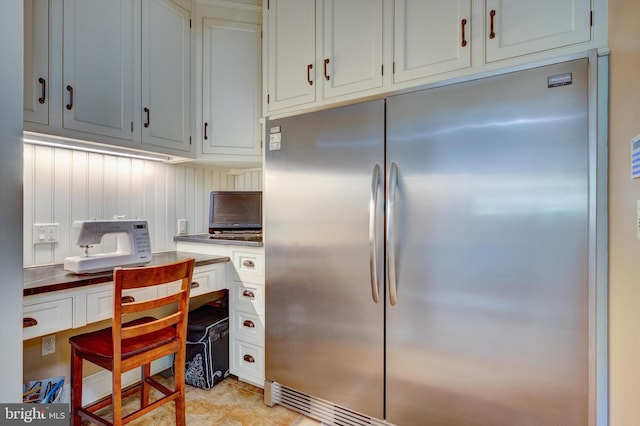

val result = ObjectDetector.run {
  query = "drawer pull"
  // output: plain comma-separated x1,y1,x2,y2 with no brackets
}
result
191,281,200,289
23,317,38,328
243,354,255,363
307,64,313,86
242,259,255,269
66,85,73,110
121,295,135,304
461,19,468,47
243,320,255,328
489,10,496,39
38,78,46,104
242,290,255,299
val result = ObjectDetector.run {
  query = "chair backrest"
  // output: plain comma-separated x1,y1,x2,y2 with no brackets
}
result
111,258,195,361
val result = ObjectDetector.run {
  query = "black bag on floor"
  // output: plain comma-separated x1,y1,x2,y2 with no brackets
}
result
184,304,229,389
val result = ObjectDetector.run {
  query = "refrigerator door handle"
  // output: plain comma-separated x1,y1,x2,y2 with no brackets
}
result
369,164,381,303
387,162,399,306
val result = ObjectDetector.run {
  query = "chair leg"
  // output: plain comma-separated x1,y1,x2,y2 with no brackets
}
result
173,351,186,426
141,363,151,408
70,348,83,426
112,367,123,426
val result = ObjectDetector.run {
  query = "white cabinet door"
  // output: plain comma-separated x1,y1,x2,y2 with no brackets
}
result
62,0,134,141
266,0,316,112
23,0,49,125
140,0,191,153
394,0,471,83
485,0,591,63
202,19,261,158
321,0,383,98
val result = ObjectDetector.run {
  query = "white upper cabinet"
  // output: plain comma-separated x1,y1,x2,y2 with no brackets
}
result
202,19,262,160
140,0,191,153
321,0,383,98
394,0,471,83
266,0,316,111
485,0,592,63
24,0,50,126
266,0,383,113
62,0,134,141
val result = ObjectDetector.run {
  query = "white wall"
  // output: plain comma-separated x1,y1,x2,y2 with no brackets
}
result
23,143,262,267
0,0,24,404
608,0,640,424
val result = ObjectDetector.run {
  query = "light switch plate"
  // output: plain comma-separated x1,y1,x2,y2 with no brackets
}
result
34,223,59,244
178,219,187,235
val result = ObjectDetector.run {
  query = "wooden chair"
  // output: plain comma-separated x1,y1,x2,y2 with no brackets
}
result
68,258,196,426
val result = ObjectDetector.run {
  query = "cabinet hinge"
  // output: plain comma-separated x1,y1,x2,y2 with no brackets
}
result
131,122,133,132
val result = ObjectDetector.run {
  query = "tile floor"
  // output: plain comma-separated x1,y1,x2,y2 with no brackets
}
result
85,374,321,426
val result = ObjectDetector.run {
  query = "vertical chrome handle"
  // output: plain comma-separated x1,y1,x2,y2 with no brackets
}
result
66,85,73,110
386,162,398,306
369,164,381,303
38,78,46,104
489,10,496,39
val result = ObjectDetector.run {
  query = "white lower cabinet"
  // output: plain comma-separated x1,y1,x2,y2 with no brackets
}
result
175,241,265,388
23,296,74,340
22,261,227,340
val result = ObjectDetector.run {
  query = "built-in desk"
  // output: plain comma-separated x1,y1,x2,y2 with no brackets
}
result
23,251,230,340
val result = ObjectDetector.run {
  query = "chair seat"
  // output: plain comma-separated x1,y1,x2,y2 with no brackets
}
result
69,317,177,362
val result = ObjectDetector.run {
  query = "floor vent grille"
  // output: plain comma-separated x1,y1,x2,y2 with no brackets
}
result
271,383,391,426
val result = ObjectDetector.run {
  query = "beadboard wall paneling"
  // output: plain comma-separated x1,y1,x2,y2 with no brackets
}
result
23,144,263,267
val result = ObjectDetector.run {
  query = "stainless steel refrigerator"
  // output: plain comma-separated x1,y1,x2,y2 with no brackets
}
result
264,58,594,425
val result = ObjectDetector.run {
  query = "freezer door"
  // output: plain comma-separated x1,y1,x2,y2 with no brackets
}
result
386,59,590,425
265,100,385,419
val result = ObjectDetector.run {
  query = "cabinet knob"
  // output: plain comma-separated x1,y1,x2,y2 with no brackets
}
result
23,317,38,328
243,354,255,363
242,290,255,299
243,319,255,328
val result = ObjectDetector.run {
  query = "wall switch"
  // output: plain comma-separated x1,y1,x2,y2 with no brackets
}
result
42,334,56,356
33,223,59,244
178,219,187,235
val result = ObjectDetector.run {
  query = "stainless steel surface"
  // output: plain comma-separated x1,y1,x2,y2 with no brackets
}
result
385,59,590,425
369,164,381,303
266,58,593,426
265,100,385,419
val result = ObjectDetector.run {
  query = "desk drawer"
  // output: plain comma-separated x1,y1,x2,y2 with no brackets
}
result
86,287,157,324
231,281,264,316
232,251,264,283
23,297,73,340
230,338,264,387
231,310,264,345
160,263,226,298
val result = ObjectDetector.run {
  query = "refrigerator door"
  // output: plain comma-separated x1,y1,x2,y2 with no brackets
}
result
265,100,385,419
386,59,590,425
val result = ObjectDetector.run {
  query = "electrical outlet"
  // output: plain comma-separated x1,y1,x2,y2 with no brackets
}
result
33,223,59,244
42,334,56,356
178,219,187,234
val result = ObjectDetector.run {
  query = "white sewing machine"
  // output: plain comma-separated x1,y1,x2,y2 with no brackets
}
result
63,219,152,274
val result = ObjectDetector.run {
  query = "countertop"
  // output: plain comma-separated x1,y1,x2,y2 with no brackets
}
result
23,251,230,297
173,233,263,247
